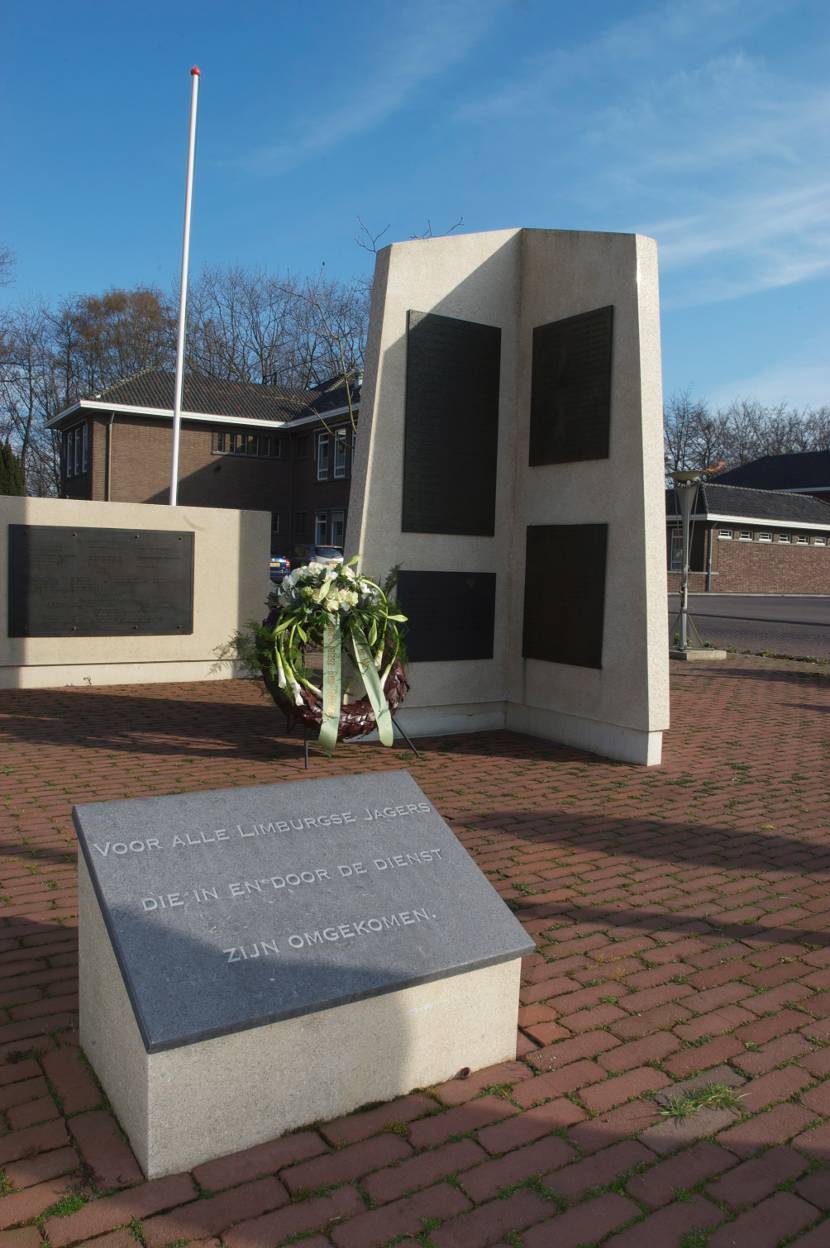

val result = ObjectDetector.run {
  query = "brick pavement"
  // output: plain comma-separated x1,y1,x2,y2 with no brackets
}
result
0,654,828,1246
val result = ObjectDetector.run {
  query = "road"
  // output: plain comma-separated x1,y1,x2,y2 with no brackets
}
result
667,594,830,661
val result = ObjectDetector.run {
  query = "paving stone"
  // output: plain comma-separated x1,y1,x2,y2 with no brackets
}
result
795,1169,830,1211
640,1105,741,1156
707,1191,819,1247
706,1144,808,1209
431,1190,556,1248
45,1174,197,1248
544,1139,654,1202
142,1177,288,1248
364,1139,487,1205
716,1103,816,1156
282,1133,411,1195
477,1098,585,1153
191,1130,327,1191
68,1110,142,1188
626,1140,738,1208
459,1135,573,1201
605,1194,723,1246
522,1194,640,1248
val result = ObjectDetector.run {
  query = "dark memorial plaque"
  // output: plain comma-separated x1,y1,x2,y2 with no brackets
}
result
8,525,194,637
74,771,533,1052
396,570,496,662
529,305,614,465
522,524,608,669
402,310,500,536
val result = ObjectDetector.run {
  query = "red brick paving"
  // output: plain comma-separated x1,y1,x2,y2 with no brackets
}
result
0,653,828,1245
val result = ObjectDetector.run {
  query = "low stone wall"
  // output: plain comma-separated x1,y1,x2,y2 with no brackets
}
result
0,497,270,689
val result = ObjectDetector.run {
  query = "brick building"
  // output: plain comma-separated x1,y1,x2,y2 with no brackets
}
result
666,481,830,593
51,369,359,557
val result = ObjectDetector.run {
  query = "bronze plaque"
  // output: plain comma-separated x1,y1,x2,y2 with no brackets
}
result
522,524,607,668
529,305,613,465
396,571,496,662
402,310,500,535
8,525,194,637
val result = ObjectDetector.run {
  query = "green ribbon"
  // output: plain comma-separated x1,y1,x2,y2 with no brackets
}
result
352,624,394,747
318,616,342,755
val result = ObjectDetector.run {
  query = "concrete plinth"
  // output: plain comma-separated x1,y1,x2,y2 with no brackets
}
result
669,648,728,662
79,860,522,1178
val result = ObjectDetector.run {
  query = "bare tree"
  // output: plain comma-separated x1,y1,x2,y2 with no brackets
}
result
187,267,368,393
665,390,830,480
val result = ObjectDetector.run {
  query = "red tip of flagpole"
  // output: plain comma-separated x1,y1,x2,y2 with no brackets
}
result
191,66,201,76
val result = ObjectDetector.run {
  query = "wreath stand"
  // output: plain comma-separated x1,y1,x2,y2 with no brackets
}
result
261,656,420,770
296,716,421,770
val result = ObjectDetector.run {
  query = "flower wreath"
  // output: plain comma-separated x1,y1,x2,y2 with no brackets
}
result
253,559,409,752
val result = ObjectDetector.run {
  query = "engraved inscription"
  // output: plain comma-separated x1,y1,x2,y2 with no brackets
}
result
529,305,613,465
403,311,500,535
8,525,194,637
74,770,534,1051
522,523,608,668
396,571,496,663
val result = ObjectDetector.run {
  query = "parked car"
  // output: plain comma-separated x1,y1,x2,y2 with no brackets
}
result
269,555,291,582
292,544,344,569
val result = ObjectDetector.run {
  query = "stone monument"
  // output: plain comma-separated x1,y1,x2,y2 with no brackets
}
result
347,228,669,765
75,770,532,1177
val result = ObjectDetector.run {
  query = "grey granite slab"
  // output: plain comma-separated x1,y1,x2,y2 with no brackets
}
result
74,770,534,1053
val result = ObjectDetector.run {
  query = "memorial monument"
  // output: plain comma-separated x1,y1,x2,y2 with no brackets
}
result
347,227,669,765
76,770,532,1177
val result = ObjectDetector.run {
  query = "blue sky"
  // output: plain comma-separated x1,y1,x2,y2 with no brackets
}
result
3,0,828,408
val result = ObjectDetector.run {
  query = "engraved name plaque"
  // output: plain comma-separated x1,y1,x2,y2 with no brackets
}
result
522,523,608,668
529,305,614,465
8,525,194,637
74,771,533,1052
403,310,501,535
396,570,496,662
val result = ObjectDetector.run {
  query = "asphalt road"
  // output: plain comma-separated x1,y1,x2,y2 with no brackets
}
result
667,593,830,660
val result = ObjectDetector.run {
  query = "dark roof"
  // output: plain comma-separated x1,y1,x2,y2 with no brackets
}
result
81,367,360,425
666,482,830,526
713,450,830,491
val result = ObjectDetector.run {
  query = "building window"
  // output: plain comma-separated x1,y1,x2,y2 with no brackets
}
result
778,533,790,543
333,429,347,479
814,536,827,546
738,530,751,542
718,528,733,540
316,433,330,480
796,535,809,545
315,511,328,545
212,430,281,458
669,531,683,571
64,423,89,479
330,509,346,547
758,532,773,543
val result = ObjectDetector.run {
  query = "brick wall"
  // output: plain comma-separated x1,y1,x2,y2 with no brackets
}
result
714,535,830,593
667,522,830,593
666,571,708,593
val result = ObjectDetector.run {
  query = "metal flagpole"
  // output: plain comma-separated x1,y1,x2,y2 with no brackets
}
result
169,66,201,506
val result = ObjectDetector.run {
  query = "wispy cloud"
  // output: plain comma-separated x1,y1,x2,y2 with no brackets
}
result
455,0,787,123
454,0,829,308
708,358,830,409
244,0,508,174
